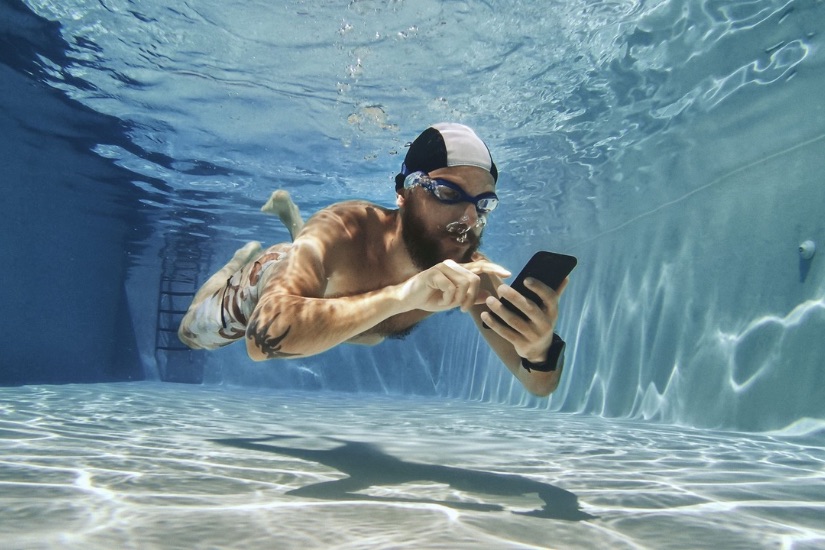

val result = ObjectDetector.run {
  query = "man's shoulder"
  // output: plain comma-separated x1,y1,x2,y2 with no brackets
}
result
297,200,396,246
311,200,394,226
294,199,397,273
324,199,393,215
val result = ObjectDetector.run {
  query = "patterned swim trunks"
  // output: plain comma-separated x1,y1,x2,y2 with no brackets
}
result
185,244,290,349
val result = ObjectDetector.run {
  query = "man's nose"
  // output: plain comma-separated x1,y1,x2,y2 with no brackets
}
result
461,201,480,223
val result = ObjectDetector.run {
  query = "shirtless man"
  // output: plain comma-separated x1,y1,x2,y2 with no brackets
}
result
178,123,569,396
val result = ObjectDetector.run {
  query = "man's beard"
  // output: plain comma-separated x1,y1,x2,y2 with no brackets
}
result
401,201,481,270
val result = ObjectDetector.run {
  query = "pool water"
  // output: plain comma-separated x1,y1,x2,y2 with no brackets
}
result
3,0,825,547
2,383,823,549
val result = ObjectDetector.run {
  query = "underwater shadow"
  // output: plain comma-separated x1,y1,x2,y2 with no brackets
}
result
212,435,594,521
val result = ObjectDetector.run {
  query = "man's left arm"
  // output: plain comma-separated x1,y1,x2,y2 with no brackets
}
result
469,274,569,397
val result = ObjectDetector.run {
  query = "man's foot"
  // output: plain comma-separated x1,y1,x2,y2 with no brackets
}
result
262,190,304,241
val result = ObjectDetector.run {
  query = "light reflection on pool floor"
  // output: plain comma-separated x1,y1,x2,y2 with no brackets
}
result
1,383,823,549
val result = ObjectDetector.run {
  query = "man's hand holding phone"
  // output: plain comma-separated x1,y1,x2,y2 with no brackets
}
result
482,275,569,363
480,251,577,371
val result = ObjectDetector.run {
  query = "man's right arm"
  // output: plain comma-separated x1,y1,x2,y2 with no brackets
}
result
244,209,406,359
244,234,509,360
246,280,407,360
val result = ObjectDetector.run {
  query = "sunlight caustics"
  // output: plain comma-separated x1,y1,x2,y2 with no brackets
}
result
3,0,824,546
1,384,823,549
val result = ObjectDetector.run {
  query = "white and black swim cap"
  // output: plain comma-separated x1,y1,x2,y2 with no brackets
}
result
395,123,498,191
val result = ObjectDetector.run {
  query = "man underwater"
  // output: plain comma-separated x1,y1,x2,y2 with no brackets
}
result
179,123,570,396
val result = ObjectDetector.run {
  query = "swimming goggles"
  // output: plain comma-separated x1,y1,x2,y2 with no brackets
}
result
403,171,499,214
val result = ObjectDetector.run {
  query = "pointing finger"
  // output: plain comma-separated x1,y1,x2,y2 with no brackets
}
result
463,260,511,279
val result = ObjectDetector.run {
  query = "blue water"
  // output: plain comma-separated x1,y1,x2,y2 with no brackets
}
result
2,0,824,548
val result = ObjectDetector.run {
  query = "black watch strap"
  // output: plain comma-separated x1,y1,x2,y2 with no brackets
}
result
521,333,565,373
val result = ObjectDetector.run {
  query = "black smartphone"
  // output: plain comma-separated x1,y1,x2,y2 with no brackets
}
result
486,251,578,326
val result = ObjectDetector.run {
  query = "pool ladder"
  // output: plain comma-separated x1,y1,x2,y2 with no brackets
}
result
154,236,206,383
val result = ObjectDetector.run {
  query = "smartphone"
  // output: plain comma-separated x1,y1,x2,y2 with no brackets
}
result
486,251,578,326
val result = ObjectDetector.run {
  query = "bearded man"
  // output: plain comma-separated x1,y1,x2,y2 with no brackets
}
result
179,123,570,396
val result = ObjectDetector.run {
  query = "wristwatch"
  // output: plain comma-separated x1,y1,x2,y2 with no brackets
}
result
521,333,565,373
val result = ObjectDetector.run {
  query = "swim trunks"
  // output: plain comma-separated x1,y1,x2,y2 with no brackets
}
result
186,244,290,349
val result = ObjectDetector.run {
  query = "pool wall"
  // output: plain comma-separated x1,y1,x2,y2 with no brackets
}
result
1,2,146,384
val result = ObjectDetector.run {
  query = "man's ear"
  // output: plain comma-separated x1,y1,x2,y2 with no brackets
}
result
396,191,406,208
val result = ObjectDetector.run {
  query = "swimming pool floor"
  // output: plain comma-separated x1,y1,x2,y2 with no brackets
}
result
1,383,823,549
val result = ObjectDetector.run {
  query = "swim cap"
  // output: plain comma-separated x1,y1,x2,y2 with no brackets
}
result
395,123,498,191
